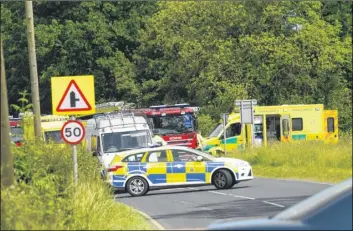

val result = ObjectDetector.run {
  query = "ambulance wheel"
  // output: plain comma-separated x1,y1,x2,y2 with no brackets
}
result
213,169,233,189
126,176,149,197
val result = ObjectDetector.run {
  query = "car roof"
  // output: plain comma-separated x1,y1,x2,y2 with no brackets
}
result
117,145,192,157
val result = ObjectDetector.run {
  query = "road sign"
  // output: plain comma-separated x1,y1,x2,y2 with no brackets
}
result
61,120,85,145
235,100,257,124
51,75,95,115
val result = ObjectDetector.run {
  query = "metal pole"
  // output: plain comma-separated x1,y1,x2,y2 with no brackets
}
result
71,115,78,186
25,1,41,138
251,100,255,147
0,35,15,187
240,101,245,149
223,114,227,156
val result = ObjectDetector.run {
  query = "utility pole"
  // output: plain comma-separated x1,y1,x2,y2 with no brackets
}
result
25,0,41,138
1,35,15,187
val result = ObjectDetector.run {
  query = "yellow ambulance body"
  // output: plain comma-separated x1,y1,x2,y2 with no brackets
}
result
23,114,69,146
200,104,338,155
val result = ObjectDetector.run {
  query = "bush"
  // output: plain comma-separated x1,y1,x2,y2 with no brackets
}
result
197,114,216,137
228,138,352,183
1,141,152,230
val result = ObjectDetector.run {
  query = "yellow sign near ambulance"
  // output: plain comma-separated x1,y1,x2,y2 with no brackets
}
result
51,75,95,115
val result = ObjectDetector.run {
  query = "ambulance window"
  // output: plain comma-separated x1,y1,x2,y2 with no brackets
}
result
292,118,303,131
226,123,241,137
328,117,334,133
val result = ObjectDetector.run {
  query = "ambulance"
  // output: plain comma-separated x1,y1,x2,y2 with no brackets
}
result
22,113,69,145
199,104,338,155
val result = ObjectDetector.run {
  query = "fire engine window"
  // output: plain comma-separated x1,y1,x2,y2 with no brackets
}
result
292,118,303,131
327,117,335,133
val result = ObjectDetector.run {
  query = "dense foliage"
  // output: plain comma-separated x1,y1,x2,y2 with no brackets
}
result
1,1,352,132
1,142,152,230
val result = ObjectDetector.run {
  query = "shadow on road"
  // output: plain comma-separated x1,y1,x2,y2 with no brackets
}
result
151,195,309,220
115,186,251,198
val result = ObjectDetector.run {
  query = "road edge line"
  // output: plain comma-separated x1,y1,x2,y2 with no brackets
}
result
255,176,334,185
131,207,165,230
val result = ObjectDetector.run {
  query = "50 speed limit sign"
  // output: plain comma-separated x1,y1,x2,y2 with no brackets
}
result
61,120,85,145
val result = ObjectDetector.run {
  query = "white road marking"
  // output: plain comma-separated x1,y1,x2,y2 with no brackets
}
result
228,194,255,200
262,200,285,208
187,187,199,190
209,191,228,196
159,188,185,191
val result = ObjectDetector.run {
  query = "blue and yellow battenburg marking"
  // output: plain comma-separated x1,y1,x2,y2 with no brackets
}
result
111,161,237,188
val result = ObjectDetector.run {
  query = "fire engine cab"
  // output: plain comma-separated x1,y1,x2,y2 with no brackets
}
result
142,104,200,149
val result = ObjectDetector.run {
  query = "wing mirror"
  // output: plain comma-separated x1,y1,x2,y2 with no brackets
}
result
196,156,203,162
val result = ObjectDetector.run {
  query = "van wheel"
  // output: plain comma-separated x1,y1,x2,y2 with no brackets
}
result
213,169,233,189
126,177,149,197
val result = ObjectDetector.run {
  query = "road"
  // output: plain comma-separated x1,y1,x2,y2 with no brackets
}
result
115,178,331,230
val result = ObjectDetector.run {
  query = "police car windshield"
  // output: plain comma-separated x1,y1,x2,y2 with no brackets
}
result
102,130,152,153
152,114,194,135
45,130,64,144
208,123,223,138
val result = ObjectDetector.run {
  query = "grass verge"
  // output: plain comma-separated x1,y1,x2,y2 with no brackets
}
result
1,142,152,230
228,136,352,183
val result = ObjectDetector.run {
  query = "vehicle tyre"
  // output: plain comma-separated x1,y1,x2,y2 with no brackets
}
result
126,176,149,197
213,169,233,190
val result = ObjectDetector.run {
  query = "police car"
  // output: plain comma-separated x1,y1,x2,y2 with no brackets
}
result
106,146,253,196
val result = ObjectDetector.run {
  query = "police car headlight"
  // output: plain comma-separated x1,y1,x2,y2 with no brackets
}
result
236,160,250,167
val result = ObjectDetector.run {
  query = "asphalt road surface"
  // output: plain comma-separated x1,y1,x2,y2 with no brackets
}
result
115,178,331,230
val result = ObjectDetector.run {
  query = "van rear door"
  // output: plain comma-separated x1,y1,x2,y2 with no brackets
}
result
323,110,338,144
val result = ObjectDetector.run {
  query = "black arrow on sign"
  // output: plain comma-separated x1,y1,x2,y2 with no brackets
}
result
70,91,80,107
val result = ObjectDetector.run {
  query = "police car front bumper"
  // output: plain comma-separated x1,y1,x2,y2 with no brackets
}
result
236,166,254,181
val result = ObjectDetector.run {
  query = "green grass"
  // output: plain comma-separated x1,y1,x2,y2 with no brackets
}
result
1,142,153,230
227,136,352,183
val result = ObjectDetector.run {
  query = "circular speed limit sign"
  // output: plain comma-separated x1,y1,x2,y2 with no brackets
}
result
61,120,85,145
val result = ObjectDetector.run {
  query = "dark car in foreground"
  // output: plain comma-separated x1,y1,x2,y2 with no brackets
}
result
208,178,352,230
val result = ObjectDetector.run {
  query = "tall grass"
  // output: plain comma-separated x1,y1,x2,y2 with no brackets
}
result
228,136,352,183
1,142,152,230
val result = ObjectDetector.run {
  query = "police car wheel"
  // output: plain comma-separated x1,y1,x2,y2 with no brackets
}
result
213,169,233,189
126,177,149,197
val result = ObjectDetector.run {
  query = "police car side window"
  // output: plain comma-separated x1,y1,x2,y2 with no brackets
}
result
146,150,168,162
122,153,144,162
172,150,198,162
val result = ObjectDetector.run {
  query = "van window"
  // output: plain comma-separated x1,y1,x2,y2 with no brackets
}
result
292,118,303,131
282,119,290,136
327,117,335,133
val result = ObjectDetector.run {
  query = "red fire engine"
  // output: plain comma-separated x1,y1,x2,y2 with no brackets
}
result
131,104,200,149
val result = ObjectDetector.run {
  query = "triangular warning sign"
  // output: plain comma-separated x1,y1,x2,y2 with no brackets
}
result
56,80,92,112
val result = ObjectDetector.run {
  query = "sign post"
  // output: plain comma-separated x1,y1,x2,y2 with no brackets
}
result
222,113,229,155
61,118,85,185
52,75,95,185
235,99,257,148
